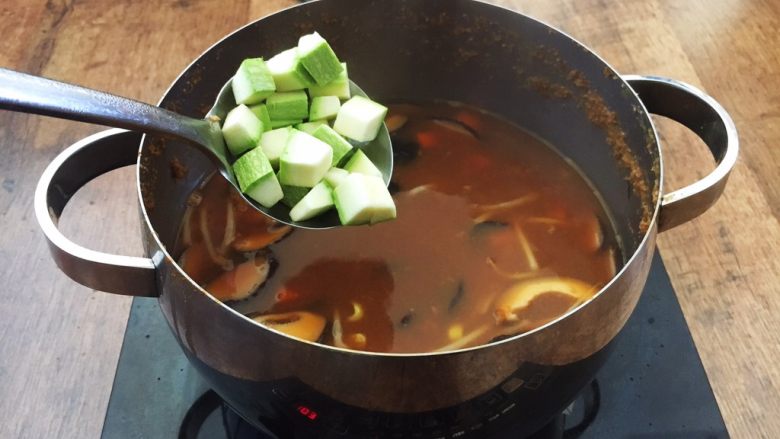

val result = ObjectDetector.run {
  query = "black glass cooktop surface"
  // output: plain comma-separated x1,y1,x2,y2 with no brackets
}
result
101,252,729,438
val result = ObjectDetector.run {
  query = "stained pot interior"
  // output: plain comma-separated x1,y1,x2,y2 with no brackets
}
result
139,0,657,284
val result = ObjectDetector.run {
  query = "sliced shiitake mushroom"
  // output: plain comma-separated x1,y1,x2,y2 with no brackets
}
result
232,224,292,252
385,114,408,133
205,253,271,302
493,277,596,325
252,311,326,343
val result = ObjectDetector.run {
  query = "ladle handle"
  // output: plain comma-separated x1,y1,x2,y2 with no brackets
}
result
34,129,159,297
624,75,739,232
0,67,208,145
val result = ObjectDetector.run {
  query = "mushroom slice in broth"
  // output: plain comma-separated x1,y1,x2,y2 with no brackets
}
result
493,277,596,326
253,311,326,342
205,253,271,302
231,224,292,252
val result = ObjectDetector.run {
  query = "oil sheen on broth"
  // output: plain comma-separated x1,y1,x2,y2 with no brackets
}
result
176,102,619,353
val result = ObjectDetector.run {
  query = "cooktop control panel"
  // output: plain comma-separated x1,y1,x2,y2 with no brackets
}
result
254,359,600,439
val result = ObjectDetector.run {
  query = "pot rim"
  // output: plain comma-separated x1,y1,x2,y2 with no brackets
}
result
136,0,663,358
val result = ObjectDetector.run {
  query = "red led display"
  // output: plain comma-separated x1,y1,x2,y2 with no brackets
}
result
296,404,319,421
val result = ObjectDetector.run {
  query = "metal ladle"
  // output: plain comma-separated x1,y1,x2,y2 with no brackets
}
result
0,68,392,229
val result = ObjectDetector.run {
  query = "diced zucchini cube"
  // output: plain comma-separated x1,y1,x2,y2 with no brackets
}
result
333,96,388,142
297,32,344,86
233,144,273,190
249,104,272,132
270,118,304,129
312,125,354,167
333,173,396,225
245,175,284,208
364,175,396,224
333,173,373,226
280,183,310,208
309,96,341,120
295,120,328,135
279,130,333,187
309,63,350,99
266,48,315,91
222,104,264,156
231,58,276,105
289,182,334,222
246,174,284,209
342,149,382,178
259,127,292,168
232,147,283,208
323,167,349,188
266,91,309,120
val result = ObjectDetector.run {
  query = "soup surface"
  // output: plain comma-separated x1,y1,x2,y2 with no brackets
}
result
176,102,619,353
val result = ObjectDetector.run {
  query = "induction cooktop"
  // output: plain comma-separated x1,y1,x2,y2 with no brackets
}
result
100,252,729,438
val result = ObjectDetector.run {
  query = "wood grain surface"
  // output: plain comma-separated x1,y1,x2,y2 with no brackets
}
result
0,1,776,438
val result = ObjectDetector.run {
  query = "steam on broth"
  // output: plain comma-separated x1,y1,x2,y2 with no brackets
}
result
175,102,620,353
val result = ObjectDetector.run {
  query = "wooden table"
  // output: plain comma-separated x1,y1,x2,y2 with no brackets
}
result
0,1,777,437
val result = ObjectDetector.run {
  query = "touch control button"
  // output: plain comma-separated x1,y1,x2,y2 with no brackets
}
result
500,376,525,394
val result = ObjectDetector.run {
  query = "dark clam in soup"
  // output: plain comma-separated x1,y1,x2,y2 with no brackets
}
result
176,102,620,353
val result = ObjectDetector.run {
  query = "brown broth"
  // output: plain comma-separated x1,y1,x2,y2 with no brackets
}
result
175,102,620,353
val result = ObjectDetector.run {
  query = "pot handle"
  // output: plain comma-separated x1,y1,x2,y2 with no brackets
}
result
622,75,738,232
34,128,158,297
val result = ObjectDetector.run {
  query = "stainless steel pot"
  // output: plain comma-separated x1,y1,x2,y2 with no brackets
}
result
34,0,737,437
